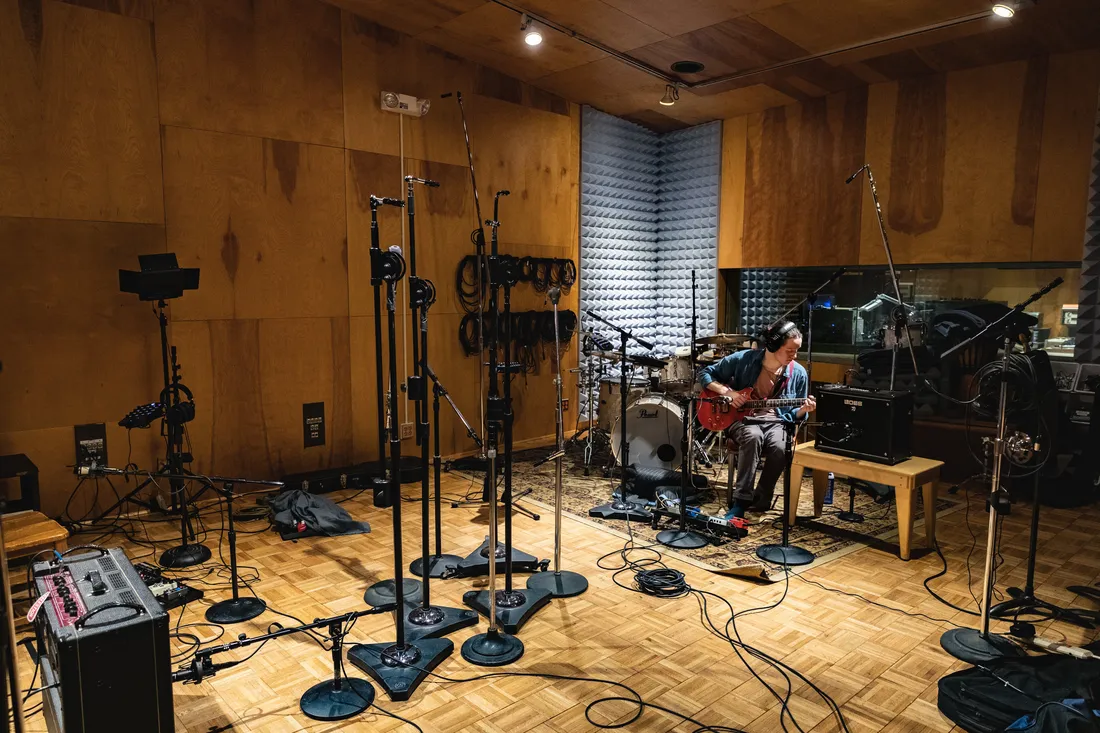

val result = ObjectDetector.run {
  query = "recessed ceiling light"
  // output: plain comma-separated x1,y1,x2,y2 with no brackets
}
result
670,60,705,74
520,14,542,46
659,84,679,107
991,2,1016,17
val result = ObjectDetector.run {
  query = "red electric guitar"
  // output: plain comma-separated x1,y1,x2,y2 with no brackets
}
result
695,387,808,432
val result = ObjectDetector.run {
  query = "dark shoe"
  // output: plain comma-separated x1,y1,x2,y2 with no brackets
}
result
724,500,752,520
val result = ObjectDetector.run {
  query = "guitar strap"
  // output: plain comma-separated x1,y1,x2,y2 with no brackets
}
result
771,362,794,398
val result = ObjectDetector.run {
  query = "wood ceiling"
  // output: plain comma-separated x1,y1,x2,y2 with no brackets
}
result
325,0,1100,130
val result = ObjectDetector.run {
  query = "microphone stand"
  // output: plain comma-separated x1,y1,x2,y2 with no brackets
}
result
658,271,707,549
527,287,590,597
940,277,1064,664
410,362,480,578
349,245,453,701
462,193,551,633
587,310,654,521
363,195,424,610
402,175,479,640
204,481,267,624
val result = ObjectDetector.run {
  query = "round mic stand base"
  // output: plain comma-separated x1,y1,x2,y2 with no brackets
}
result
940,628,1026,665
300,677,375,721
364,578,423,608
160,543,211,569
410,553,464,579
837,485,864,523
755,544,815,567
205,596,267,625
461,628,524,667
656,529,708,550
526,569,588,598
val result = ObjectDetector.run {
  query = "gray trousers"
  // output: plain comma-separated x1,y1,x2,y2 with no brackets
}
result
731,420,787,507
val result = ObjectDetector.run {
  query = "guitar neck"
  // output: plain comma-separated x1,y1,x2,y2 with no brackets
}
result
745,398,804,409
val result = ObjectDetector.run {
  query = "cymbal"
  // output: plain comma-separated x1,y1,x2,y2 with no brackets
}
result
694,333,754,347
590,351,667,369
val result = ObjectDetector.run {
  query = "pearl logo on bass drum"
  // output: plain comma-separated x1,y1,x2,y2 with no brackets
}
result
638,409,659,419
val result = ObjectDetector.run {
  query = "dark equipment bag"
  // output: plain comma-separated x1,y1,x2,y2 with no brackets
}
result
937,654,1100,733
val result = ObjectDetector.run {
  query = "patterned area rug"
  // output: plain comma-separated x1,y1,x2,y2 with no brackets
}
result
502,441,960,581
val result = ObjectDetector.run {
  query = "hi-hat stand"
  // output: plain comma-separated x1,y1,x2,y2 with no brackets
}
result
348,244,452,701
658,271,707,550
110,254,210,568
755,421,815,567
587,311,653,522
462,194,551,631
362,194,424,609
940,277,1067,664
527,286,589,597
401,175,478,640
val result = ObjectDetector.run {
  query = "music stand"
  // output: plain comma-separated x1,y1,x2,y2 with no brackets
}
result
117,254,210,568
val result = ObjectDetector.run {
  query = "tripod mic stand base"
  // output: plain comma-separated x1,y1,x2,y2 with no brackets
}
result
347,638,453,702
159,543,211,569
526,570,588,598
363,578,423,608
756,544,815,567
656,529,708,550
403,604,479,642
410,553,464,578
589,497,652,522
461,628,524,667
940,628,1027,664
837,511,865,523
463,587,551,634
299,677,374,721
454,537,542,577
205,596,267,625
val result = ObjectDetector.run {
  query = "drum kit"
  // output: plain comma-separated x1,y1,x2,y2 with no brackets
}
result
570,331,758,475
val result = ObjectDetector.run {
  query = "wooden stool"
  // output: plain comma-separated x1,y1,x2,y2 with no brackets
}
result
788,441,942,560
2,511,69,560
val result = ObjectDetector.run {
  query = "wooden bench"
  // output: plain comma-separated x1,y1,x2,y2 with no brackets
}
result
2,511,69,560
789,441,943,561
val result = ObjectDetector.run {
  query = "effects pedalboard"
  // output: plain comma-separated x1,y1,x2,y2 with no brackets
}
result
134,562,204,610
650,498,748,540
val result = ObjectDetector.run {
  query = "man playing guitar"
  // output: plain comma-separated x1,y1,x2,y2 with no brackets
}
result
697,321,816,519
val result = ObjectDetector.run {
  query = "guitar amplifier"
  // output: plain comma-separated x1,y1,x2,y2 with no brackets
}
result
815,385,913,465
31,547,173,733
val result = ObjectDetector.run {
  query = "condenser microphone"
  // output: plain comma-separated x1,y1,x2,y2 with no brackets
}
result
845,165,868,184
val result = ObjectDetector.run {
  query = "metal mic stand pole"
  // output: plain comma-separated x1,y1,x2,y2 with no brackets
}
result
401,177,478,639
587,310,654,521
528,287,589,597
204,481,266,624
755,420,815,567
463,195,550,631
349,248,452,701
363,196,423,609
658,271,706,549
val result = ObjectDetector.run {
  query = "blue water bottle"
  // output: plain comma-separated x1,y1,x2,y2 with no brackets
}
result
824,472,835,505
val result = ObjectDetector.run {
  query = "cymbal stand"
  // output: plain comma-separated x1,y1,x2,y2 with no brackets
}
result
587,310,654,521
348,244,452,701
362,195,423,610
658,271,707,549
528,286,589,597
402,175,478,639
463,193,551,631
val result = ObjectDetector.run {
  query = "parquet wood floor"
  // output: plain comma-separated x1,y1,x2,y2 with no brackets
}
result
16,473,1100,732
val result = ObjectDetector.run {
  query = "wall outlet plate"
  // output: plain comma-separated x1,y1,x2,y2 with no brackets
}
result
562,398,569,412
400,423,414,440
303,402,325,448
74,424,107,468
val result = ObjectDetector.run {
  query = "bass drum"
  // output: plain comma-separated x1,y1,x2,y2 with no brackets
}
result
610,394,685,471
598,377,649,432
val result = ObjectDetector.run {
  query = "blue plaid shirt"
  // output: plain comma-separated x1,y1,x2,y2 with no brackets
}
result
697,349,808,424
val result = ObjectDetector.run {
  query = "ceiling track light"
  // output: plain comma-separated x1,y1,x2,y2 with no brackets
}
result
520,13,542,46
659,84,679,107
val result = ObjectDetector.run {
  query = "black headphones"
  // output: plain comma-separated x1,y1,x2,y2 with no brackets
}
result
764,320,797,353
159,382,196,425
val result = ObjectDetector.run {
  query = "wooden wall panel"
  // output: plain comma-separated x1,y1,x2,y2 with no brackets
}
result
172,318,353,479
154,0,344,146
718,116,747,269
58,0,154,20
1034,50,1100,263
163,126,348,321
345,149,404,318
859,60,1036,265
742,88,866,267
0,217,166,433
0,0,162,223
